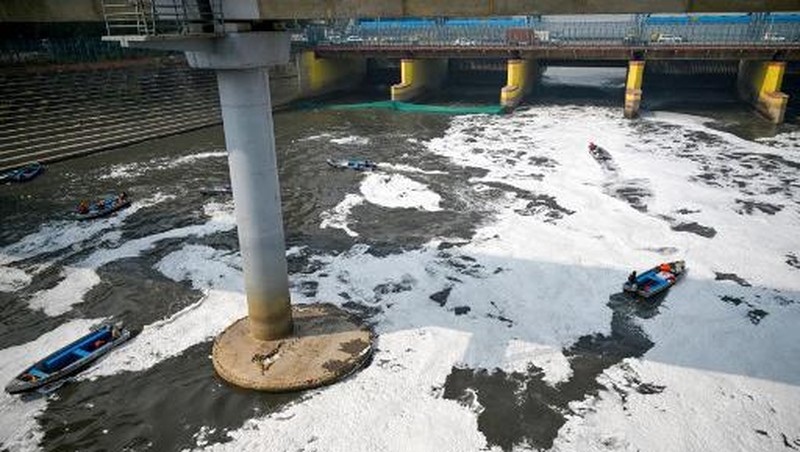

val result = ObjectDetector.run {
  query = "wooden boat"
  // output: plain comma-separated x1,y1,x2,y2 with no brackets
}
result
74,197,131,220
623,260,686,298
200,185,232,195
5,323,132,394
0,162,43,183
326,158,377,171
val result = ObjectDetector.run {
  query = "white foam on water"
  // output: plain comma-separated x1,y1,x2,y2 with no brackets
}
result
360,173,442,211
755,129,800,149
319,193,364,237
188,328,488,452
0,318,101,452
4,103,800,452
553,360,800,452
26,201,236,317
172,151,227,165
0,266,31,293
543,66,626,88
379,162,448,175
83,244,245,378
0,192,173,267
504,340,573,386
330,135,370,145
204,105,800,451
296,133,334,142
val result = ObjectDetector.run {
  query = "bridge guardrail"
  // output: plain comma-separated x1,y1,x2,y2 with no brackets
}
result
303,16,800,48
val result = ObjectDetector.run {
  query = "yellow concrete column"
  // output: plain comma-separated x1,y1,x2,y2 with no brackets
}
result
624,60,645,119
738,60,788,124
391,59,447,102
299,50,366,97
500,59,537,109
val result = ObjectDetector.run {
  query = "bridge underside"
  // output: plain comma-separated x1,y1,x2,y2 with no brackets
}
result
2,0,800,22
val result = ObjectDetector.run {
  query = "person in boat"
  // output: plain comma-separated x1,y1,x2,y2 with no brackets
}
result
627,270,638,289
117,192,128,205
657,263,676,282
77,200,90,214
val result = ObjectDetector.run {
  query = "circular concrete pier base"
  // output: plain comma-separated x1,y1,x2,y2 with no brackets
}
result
212,303,374,392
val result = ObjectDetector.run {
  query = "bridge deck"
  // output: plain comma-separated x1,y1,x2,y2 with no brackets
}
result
315,44,800,61
2,0,800,22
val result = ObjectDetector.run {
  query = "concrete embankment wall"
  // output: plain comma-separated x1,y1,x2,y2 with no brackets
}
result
0,51,356,171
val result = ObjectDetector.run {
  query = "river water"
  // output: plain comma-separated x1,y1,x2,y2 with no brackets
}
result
1,68,799,452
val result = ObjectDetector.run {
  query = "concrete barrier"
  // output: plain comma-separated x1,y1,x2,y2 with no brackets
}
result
624,60,645,118
501,59,537,109
738,60,789,124
390,58,447,102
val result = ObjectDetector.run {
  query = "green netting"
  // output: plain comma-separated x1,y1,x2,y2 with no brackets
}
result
323,100,505,115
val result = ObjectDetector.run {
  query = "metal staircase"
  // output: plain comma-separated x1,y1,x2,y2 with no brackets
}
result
101,0,223,38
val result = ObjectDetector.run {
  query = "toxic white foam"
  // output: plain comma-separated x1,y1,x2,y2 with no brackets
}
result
26,201,236,317
199,105,800,451
172,151,227,165
189,328,487,452
85,244,310,379
360,173,442,211
0,192,174,267
379,162,448,175
0,267,31,293
320,194,364,237
83,245,245,378
543,66,626,88
330,135,370,145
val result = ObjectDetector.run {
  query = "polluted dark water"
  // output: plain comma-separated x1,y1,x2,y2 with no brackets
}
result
1,68,798,451
442,292,659,451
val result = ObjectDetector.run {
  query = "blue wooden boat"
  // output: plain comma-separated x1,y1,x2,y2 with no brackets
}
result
623,260,686,298
74,196,131,220
326,158,377,171
0,162,43,183
5,323,131,394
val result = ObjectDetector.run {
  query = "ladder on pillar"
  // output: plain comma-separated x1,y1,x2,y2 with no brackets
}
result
101,0,224,38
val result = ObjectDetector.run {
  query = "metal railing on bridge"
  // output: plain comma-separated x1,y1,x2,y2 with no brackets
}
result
302,15,800,48
101,0,224,37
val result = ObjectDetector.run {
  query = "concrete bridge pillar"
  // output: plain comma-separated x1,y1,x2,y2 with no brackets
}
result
113,31,374,391
391,58,448,102
737,60,788,124
624,60,645,119
500,59,538,109
298,50,366,97
183,33,293,341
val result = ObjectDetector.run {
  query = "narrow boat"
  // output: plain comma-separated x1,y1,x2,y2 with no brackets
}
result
623,260,686,298
326,158,377,171
5,323,132,394
74,195,131,220
0,162,44,183
200,185,232,195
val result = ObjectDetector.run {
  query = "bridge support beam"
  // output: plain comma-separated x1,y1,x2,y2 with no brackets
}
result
624,60,645,119
114,32,373,391
501,59,537,109
391,59,447,102
298,50,366,97
737,60,789,125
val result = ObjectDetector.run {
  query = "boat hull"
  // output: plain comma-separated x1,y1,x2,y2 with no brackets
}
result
326,159,376,171
1,163,43,183
5,324,131,394
74,199,131,221
623,260,685,299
